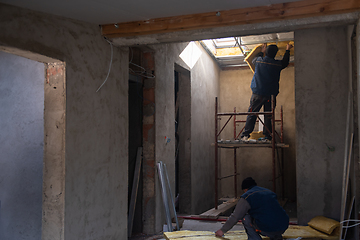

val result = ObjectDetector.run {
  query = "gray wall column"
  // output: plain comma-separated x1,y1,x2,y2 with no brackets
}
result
295,26,350,224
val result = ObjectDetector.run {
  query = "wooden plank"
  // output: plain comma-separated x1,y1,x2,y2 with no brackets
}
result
102,0,360,38
164,230,248,240
343,196,355,240
214,142,289,148
128,147,142,237
200,198,238,219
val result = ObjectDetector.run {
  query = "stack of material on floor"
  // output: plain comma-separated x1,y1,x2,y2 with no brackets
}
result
307,216,340,235
164,216,340,240
164,230,247,240
284,216,340,240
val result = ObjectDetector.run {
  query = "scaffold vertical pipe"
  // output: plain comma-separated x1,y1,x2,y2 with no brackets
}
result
233,107,236,139
281,106,284,143
215,97,218,209
234,149,237,198
281,148,285,199
280,106,285,199
271,95,276,193
233,107,237,198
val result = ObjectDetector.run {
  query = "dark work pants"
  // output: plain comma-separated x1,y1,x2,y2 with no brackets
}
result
242,214,284,240
240,94,276,139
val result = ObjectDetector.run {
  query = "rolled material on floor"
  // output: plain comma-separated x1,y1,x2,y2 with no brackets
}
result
307,216,340,235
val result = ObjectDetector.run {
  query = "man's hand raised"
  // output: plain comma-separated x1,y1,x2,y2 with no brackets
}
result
286,43,293,50
261,43,267,53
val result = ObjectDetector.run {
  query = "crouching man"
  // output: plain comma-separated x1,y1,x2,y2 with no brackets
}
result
215,177,289,240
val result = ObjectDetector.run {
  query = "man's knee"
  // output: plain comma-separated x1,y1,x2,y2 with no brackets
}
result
242,215,252,227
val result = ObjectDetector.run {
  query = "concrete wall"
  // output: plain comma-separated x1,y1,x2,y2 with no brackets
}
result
0,3,129,240
0,51,44,240
149,41,220,231
189,44,220,214
219,66,296,200
295,26,350,224
357,19,360,225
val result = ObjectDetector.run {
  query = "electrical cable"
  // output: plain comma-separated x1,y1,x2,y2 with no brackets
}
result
129,62,155,79
128,47,156,115
129,47,155,79
96,38,113,93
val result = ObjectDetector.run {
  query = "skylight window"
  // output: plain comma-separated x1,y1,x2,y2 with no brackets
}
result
179,41,202,69
200,32,294,69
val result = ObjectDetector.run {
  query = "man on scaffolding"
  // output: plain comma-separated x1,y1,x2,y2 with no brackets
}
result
215,177,289,240
240,43,293,143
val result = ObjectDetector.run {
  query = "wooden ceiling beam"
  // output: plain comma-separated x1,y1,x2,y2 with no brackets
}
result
101,0,360,38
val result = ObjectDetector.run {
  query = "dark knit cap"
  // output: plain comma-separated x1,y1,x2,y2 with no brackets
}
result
241,177,257,190
266,45,278,58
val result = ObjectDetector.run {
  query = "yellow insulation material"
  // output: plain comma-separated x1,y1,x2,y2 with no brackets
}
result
284,225,338,240
164,216,339,240
249,131,265,140
307,216,340,235
244,44,263,73
164,230,250,240
164,225,339,240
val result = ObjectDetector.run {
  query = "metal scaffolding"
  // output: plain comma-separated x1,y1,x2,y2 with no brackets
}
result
214,96,288,209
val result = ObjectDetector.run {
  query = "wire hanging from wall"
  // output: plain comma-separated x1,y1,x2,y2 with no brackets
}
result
129,47,156,116
129,47,155,79
96,38,113,92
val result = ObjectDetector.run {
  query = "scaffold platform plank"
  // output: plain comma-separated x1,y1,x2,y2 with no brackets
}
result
199,198,238,219
214,142,289,148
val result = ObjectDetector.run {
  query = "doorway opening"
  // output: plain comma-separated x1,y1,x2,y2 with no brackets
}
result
0,48,65,240
174,64,191,214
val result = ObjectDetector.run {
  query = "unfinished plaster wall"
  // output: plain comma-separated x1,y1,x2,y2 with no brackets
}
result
0,51,44,240
356,19,360,224
0,3,129,240
219,66,296,200
148,41,219,232
190,43,220,214
295,26,349,225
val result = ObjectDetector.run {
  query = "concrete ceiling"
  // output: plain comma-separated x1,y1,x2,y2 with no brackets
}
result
0,0,301,25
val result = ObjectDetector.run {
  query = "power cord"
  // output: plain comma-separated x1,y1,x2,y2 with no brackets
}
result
96,38,113,92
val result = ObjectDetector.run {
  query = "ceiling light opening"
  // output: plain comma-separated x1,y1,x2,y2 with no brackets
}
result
179,41,203,69
200,32,294,69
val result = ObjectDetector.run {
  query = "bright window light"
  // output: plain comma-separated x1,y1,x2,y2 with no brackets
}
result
179,42,202,69
202,39,216,55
